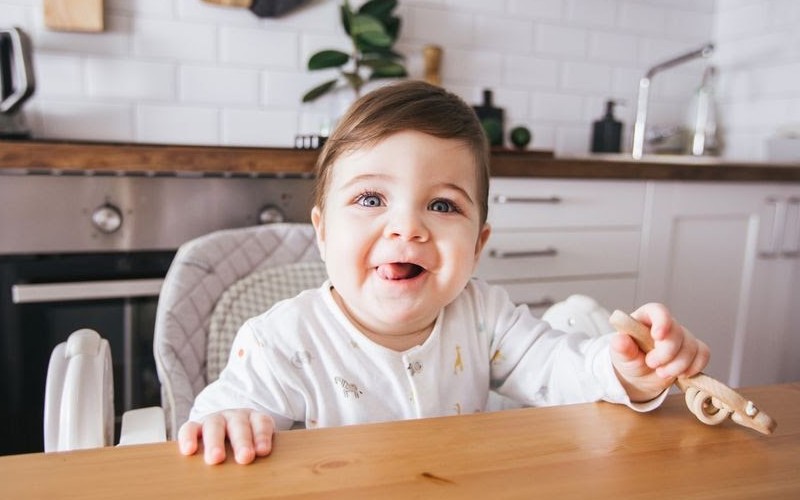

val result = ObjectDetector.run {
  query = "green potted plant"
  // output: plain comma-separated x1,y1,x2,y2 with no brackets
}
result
301,0,407,103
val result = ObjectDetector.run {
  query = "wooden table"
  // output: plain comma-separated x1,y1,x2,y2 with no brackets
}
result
2,384,798,499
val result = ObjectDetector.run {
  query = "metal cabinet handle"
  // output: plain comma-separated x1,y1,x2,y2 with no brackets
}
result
489,247,558,259
781,197,800,259
758,197,783,259
493,195,562,204
11,278,164,304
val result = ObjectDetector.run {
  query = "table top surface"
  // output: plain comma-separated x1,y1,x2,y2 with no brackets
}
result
1,383,798,499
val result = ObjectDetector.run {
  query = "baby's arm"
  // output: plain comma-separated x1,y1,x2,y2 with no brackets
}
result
610,303,710,403
178,409,275,465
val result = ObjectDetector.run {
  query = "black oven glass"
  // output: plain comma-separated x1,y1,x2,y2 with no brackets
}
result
0,251,175,455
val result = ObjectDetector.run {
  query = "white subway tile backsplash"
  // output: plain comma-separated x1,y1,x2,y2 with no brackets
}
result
750,62,800,97
222,108,298,147
87,58,175,100
536,24,587,57
133,18,217,61
473,16,533,54
714,2,769,40
137,104,218,144
561,61,612,92
406,7,473,47
221,26,299,68
504,55,559,88
2,0,796,160
566,0,617,28
556,124,591,153
33,54,84,97
589,31,637,63
666,10,714,42
180,65,260,105
40,101,133,141
532,92,583,122
617,3,668,35
0,4,31,28
507,0,564,21
446,49,503,85
263,71,320,108
769,0,800,28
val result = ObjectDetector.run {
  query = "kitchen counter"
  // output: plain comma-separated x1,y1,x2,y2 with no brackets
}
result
1,140,799,182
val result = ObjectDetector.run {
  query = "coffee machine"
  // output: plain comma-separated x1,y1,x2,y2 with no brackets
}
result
1,27,35,139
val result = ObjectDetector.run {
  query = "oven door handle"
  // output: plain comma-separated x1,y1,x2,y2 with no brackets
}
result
11,278,164,304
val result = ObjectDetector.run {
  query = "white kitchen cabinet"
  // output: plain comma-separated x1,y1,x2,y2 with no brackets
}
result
477,178,646,317
636,181,800,387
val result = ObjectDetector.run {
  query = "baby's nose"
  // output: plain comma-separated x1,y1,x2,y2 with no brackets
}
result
384,210,429,242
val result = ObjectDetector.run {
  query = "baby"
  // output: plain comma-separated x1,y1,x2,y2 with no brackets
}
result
179,81,709,465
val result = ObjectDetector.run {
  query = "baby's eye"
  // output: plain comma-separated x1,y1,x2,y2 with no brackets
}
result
429,199,457,213
356,193,383,207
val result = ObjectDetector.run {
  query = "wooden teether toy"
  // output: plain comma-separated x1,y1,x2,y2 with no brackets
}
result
609,310,777,435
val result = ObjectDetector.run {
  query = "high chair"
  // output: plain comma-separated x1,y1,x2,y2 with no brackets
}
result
44,223,327,451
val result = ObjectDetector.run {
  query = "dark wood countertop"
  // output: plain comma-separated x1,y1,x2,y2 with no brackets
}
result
1,139,799,182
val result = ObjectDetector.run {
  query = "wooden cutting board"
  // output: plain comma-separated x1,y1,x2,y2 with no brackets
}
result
44,0,104,32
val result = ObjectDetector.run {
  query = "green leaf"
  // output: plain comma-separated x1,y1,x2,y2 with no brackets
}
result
358,0,397,22
357,30,392,48
307,50,350,70
340,2,354,36
302,79,339,103
361,47,404,60
383,16,400,41
351,14,385,36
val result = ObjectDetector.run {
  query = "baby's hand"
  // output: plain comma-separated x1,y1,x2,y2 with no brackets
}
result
610,303,710,403
178,409,275,465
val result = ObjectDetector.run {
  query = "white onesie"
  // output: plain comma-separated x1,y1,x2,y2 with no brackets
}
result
190,279,658,430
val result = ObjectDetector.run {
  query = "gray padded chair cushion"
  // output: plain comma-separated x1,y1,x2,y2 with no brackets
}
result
153,223,321,438
207,260,328,382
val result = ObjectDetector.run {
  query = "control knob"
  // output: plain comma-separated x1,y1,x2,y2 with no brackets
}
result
91,203,123,233
259,205,286,224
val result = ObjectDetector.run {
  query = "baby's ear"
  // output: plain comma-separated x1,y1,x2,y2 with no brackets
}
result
310,206,326,261
475,223,492,258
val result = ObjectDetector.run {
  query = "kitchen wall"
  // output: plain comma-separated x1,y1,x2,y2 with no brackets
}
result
1,0,797,161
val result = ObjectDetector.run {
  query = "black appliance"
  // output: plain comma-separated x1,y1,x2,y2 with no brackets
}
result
0,26,35,139
0,171,313,455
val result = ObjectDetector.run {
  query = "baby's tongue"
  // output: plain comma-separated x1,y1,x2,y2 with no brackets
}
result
377,263,417,280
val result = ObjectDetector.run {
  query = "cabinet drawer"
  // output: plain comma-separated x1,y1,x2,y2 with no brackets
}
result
476,230,640,281
488,178,645,229
500,277,638,318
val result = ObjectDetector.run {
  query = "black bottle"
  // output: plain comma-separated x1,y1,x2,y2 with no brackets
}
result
473,89,505,147
591,100,622,153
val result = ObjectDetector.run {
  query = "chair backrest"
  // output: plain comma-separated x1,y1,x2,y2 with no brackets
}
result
153,223,325,438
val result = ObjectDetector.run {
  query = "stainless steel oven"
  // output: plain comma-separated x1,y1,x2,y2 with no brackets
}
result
0,170,313,455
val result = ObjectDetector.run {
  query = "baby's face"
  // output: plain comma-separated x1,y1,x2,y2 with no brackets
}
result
312,130,491,344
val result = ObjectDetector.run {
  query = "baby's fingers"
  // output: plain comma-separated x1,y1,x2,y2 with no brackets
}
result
250,412,275,458
177,421,201,456
225,411,257,465
201,414,229,465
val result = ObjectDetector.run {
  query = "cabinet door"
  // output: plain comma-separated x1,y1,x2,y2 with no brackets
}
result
637,181,798,387
738,187,800,386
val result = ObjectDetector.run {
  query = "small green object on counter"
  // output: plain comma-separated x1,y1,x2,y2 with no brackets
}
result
481,118,503,147
510,126,532,149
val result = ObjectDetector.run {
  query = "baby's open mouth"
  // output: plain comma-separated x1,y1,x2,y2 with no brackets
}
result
377,263,425,280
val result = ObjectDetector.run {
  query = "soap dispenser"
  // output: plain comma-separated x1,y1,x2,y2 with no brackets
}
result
591,100,623,153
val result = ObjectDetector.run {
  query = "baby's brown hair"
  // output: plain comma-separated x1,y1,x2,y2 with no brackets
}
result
313,80,491,224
